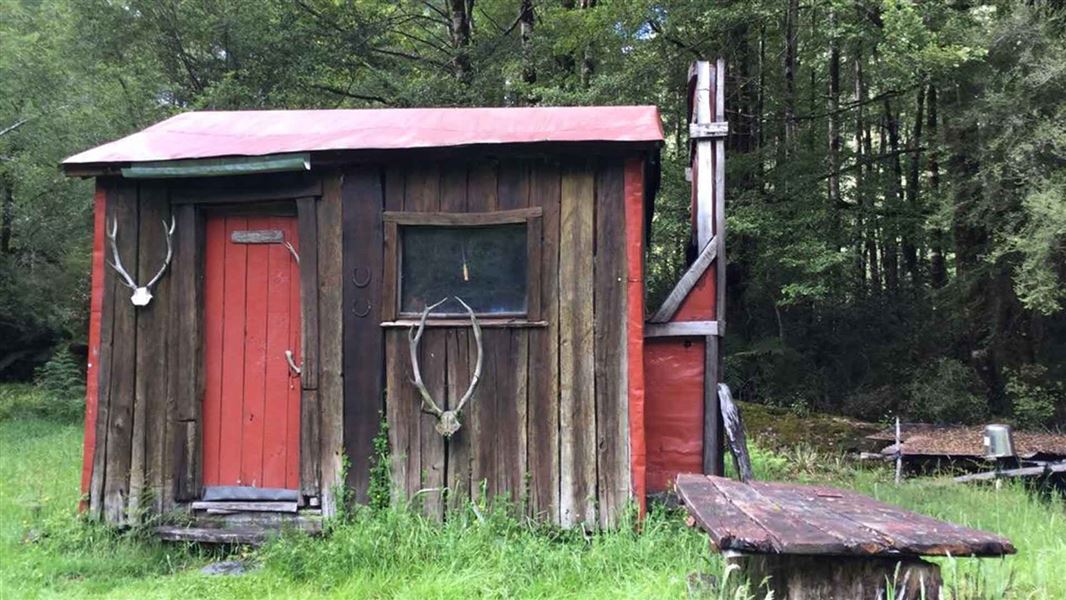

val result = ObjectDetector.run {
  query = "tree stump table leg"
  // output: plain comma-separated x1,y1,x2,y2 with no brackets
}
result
725,553,942,600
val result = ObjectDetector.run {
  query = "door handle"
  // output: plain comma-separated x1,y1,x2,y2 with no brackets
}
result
284,350,302,376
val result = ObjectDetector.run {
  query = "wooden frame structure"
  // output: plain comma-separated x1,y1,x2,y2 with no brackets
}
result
643,59,729,492
66,65,730,537
66,105,664,534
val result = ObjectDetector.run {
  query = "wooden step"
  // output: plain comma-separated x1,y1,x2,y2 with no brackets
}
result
190,501,299,513
194,511,323,533
155,526,272,545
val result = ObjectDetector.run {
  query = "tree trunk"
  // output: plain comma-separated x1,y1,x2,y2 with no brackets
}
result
904,85,925,286
855,55,879,294
447,0,473,82
1,175,12,255
782,0,799,152
882,99,902,295
519,0,535,88
579,0,596,87
927,84,946,288
827,11,842,237
728,554,942,600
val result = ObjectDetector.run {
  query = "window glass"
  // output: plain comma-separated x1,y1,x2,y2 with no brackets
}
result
400,224,527,315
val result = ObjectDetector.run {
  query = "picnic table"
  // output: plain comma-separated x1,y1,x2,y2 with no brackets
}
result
675,385,1015,600
677,474,1015,600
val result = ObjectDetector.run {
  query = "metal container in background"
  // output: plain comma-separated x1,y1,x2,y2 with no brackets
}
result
983,424,1015,458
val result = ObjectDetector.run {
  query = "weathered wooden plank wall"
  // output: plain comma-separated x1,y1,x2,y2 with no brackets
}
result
317,175,345,516
381,158,632,527
84,156,639,528
86,175,332,522
341,168,385,504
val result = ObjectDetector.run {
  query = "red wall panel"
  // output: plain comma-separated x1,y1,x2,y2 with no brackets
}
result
80,184,107,502
643,338,705,493
624,158,647,515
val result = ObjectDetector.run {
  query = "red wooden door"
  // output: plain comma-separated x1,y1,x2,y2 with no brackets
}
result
202,215,302,490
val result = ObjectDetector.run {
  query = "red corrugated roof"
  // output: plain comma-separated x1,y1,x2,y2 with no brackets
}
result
64,106,663,166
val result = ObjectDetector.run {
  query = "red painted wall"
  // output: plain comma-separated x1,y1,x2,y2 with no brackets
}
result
643,338,705,493
624,158,647,515
80,184,107,503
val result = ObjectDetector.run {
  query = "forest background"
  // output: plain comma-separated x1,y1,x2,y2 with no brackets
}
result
1,0,1063,428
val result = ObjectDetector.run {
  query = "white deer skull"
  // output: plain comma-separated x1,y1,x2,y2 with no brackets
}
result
107,216,175,306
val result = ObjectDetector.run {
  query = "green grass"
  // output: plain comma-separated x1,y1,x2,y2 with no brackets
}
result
1,387,1063,598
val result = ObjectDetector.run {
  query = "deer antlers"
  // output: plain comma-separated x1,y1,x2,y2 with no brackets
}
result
107,216,175,306
408,297,483,437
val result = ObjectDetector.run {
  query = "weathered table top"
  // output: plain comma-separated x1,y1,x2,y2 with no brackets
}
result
676,474,1015,558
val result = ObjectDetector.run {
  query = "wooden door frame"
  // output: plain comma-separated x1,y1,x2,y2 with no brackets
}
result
168,173,324,506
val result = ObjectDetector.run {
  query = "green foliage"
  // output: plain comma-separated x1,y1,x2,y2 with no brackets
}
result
1005,365,1063,430
4,412,1065,598
34,346,84,402
0,381,81,422
997,179,1066,316
2,0,1065,424
904,358,987,425
367,416,392,512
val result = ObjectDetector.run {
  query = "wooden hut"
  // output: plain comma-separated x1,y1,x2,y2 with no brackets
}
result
63,61,728,539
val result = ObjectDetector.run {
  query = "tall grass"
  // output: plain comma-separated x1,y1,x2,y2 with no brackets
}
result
1,398,1062,598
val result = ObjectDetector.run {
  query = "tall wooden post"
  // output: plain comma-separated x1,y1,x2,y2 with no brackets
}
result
690,60,728,476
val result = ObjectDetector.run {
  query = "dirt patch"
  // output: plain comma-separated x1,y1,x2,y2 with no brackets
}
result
739,402,883,454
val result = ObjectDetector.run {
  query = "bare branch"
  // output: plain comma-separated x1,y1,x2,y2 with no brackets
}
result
306,83,393,106
0,118,31,138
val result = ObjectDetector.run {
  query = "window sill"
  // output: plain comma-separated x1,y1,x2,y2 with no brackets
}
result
380,318,547,329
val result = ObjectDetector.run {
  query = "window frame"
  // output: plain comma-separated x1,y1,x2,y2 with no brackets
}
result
382,208,543,323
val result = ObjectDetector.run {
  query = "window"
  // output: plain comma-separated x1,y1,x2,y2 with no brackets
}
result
401,224,527,315
384,208,542,321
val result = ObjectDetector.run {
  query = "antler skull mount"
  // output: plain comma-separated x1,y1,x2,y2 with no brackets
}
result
408,297,483,438
107,216,175,306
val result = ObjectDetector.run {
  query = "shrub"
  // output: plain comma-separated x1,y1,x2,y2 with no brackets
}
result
904,358,988,424
0,347,86,422
1006,364,1062,429
35,346,85,402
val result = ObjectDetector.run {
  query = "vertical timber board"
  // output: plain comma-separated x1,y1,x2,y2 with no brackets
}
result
594,162,629,529
704,336,722,475
713,58,727,477
558,165,596,528
384,328,411,504
528,162,561,523
90,180,120,518
297,197,321,498
103,180,139,523
444,328,471,509
440,163,470,510
132,182,172,517
495,161,530,507
171,202,204,502
318,175,345,515
405,164,445,518
382,167,409,503
342,167,385,503
465,163,498,504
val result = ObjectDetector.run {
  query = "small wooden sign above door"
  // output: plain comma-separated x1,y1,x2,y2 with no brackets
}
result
231,229,284,244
